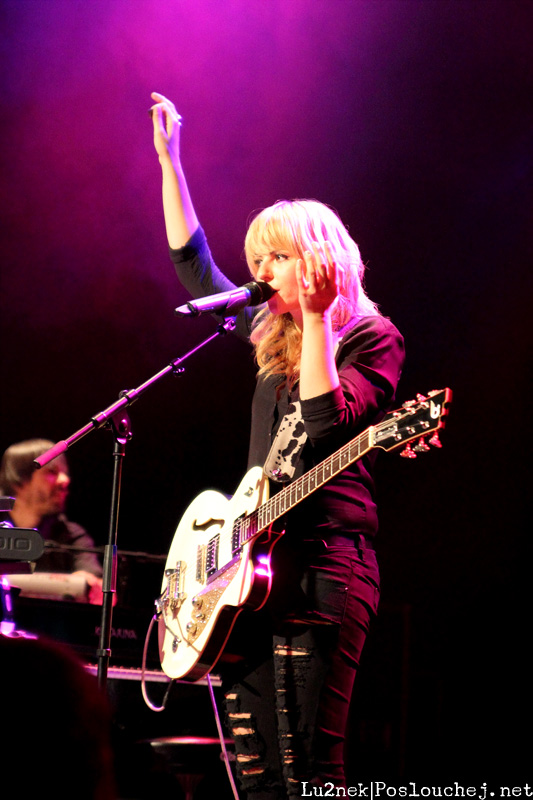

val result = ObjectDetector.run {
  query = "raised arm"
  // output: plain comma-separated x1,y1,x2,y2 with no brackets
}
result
150,91,199,249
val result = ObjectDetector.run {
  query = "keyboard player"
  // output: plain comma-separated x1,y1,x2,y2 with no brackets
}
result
0,438,103,604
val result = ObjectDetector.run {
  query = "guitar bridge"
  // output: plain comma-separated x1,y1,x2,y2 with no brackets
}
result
164,561,187,612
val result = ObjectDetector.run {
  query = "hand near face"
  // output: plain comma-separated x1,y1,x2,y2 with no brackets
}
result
296,241,339,319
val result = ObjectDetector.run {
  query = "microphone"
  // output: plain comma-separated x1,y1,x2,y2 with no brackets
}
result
174,281,276,318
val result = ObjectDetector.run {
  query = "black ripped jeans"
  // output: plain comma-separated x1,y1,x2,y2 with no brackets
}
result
223,535,380,799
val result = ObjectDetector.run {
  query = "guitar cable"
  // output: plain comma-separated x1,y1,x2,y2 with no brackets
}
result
141,612,240,798
207,672,241,800
140,612,174,712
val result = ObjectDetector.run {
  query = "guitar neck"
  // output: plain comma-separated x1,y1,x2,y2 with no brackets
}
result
241,427,374,545
233,388,451,550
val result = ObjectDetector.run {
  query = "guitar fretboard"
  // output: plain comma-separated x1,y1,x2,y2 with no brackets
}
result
232,427,373,550
228,388,449,556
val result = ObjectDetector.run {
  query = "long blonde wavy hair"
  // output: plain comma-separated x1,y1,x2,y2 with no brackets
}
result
244,200,380,383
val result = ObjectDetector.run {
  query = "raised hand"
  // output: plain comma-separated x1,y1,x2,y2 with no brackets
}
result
149,92,198,247
150,91,182,164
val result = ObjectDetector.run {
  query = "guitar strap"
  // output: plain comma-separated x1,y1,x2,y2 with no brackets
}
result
263,332,349,483
263,399,307,483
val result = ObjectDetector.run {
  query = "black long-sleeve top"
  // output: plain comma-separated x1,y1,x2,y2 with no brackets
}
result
170,226,405,543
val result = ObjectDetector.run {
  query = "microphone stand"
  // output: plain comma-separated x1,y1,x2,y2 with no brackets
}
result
34,318,236,691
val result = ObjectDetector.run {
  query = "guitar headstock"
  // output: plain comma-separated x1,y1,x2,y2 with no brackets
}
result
372,388,452,456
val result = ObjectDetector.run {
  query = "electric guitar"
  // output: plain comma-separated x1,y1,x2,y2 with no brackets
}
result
157,388,452,681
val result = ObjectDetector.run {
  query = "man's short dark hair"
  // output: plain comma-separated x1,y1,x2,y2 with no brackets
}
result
0,439,56,495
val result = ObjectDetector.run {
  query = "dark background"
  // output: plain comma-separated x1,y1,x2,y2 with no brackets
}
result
1,0,531,786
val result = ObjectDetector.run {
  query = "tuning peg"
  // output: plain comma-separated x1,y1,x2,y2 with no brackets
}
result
400,443,417,458
413,437,430,453
429,432,442,448
402,400,416,414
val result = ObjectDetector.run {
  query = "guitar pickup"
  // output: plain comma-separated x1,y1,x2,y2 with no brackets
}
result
196,544,207,582
231,514,244,556
231,513,257,557
205,533,220,578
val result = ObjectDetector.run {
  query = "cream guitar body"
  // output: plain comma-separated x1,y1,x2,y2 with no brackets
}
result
158,466,280,681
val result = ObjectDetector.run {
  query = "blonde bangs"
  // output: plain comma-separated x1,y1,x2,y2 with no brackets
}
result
245,205,305,271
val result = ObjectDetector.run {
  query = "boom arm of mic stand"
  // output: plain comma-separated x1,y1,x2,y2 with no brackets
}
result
32,317,236,691
33,318,236,469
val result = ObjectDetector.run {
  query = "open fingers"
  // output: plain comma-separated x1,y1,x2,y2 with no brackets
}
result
323,241,336,280
296,258,309,291
304,241,336,288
